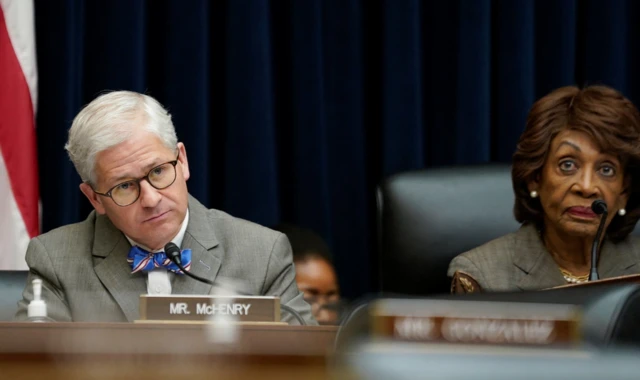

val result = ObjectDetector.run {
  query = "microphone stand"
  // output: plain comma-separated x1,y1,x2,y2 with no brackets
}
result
589,200,608,281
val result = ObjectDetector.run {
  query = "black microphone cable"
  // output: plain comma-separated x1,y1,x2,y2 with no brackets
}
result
164,242,215,286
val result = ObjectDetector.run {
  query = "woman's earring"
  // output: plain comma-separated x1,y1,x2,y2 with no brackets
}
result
530,190,538,199
618,208,626,216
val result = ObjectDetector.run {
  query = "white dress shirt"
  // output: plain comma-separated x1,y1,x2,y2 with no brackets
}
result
125,209,190,295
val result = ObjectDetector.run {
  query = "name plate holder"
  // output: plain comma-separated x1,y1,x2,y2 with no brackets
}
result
136,294,283,324
370,299,582,347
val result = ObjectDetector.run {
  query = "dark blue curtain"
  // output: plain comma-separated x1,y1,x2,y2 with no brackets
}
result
34,0,640,299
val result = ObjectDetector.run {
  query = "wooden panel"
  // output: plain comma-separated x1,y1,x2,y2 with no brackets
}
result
0,323,339,380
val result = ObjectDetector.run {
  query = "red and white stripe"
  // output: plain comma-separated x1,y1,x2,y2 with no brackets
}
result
0,0,39,270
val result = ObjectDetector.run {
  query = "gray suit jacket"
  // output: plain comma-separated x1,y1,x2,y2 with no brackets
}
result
448,223,640,291
15,195,316,325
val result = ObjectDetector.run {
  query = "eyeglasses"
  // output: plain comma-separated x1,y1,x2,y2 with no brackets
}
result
92,154,180,207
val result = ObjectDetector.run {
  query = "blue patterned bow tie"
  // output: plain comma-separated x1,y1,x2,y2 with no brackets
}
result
127,246,192,274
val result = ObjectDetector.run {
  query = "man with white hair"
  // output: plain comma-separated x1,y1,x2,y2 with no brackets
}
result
15,91,316,324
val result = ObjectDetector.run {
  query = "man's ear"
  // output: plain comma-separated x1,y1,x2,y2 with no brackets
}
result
79,183,106,215
177,142,190,181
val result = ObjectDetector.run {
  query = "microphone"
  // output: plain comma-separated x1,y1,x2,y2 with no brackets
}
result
589,200,608,281
163,242,307,325
164,242,215,286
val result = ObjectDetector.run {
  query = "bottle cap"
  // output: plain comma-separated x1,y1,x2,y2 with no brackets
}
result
27,279,47,319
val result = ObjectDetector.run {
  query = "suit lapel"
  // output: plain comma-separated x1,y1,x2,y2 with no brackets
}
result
513,224,566,290
598,238,639,278
171,196,221,295
513,226,639,288
92,213,147,322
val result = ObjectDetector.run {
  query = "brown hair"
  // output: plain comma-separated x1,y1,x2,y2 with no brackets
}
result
512,85,640,242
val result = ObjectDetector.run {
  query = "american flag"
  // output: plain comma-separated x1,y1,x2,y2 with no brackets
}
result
0,0,39,269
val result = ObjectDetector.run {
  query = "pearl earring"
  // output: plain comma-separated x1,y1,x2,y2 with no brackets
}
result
530,190,538,198
618,208,626,216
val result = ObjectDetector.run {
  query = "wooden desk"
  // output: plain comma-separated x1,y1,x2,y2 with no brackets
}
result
0,322,339,380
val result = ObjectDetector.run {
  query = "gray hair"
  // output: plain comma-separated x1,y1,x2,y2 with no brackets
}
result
65,91,177,185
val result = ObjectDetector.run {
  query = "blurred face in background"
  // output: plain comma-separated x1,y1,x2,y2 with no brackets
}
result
295,256,340,325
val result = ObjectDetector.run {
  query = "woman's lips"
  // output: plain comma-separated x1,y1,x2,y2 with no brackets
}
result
567,206,597,218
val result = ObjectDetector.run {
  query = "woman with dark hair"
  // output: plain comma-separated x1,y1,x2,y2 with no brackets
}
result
270,224,342,324
448,85,640,293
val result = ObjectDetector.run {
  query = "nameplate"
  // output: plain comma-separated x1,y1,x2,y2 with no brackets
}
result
139,295,280,322
371,299,581,346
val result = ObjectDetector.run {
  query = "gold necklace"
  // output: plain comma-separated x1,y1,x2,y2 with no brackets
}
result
559,268,589,284
539,230,591,284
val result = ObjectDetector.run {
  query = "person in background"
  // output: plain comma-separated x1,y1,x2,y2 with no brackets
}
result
271,224,341,325
15,91,315,325
448,85,640,293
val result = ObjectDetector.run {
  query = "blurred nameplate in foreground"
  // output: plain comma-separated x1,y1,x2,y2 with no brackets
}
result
138,295,280,323
347,340,640,380
371,299,581,346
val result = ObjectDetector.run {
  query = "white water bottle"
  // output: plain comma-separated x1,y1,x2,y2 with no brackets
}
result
27,279,54,322
206,285,239,345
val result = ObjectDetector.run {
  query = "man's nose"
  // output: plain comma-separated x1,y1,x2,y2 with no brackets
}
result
139,180,162,208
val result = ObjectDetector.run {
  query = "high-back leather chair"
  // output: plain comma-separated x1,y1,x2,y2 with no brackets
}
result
0,270,27,321
376,164,520,295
